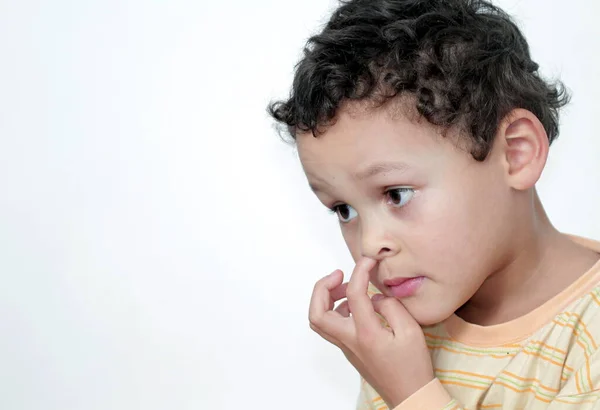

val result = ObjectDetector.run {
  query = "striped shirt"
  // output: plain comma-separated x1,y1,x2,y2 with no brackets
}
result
358,236,600,410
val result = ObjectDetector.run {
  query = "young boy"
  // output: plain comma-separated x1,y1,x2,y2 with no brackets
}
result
267,0,600,409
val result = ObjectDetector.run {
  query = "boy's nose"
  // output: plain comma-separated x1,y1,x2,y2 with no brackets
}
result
360,220,400,260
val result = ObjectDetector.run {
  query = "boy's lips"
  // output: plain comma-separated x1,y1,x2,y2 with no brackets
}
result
383,276,425,298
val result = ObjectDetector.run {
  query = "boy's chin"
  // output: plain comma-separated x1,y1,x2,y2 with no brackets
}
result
371,286,457,326
415,313,453,327
399,299,457,327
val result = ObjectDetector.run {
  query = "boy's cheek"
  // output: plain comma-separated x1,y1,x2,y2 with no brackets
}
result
341,227,360,260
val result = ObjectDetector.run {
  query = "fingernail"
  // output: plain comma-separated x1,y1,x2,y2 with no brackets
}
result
371,294,385,301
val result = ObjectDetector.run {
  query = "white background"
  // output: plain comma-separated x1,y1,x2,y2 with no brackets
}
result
0,0,598,409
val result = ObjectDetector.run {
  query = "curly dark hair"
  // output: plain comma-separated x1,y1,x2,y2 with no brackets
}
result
267,0,569,160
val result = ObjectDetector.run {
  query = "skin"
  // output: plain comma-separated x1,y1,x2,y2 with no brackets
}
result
301,98,599,407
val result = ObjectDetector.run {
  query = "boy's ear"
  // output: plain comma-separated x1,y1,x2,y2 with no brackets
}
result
495,108,549,190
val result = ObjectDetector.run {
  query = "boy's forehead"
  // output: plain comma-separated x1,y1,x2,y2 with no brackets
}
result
296,102,476,186
297,101,400,154
297,101,442,166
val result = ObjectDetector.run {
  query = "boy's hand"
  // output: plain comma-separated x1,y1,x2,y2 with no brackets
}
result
308,257,434,408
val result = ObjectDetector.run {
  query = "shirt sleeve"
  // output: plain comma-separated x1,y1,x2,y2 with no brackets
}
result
390,379,461,410
545,392,600,409
391,382,600,409
356,378,463,410
358,377,600,410
543,346,600,409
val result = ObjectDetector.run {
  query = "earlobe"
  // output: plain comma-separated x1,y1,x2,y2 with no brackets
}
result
499,109,549,190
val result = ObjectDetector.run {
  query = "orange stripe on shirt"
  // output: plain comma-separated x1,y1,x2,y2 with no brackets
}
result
574,338,593,391
554,396,600,405
430,343,575,374
425,332,521,348
436,368,496,381
528,340,568,355
493,382,552,403
429,344,515,359
590,291,600,307
562,312,598,349
576,371,583,395
587,356,594,392
553,319,594,355
439,379,488,390
370,396,383,404
501,371,559,393
432,340,573,371
520,348,574,371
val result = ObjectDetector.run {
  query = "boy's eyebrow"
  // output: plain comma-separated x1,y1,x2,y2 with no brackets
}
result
308,161,411,193
308,178,331,194
353,161,411,180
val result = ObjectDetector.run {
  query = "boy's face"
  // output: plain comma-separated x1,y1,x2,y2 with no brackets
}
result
297,101,515,325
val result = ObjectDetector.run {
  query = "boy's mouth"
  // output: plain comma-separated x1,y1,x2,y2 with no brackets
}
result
383,276,425,298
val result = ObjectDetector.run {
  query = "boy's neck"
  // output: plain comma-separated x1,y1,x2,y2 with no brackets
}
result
456,192,600,327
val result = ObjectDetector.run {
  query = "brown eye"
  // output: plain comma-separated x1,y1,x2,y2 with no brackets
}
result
332,204,357,223
387,188,414,207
